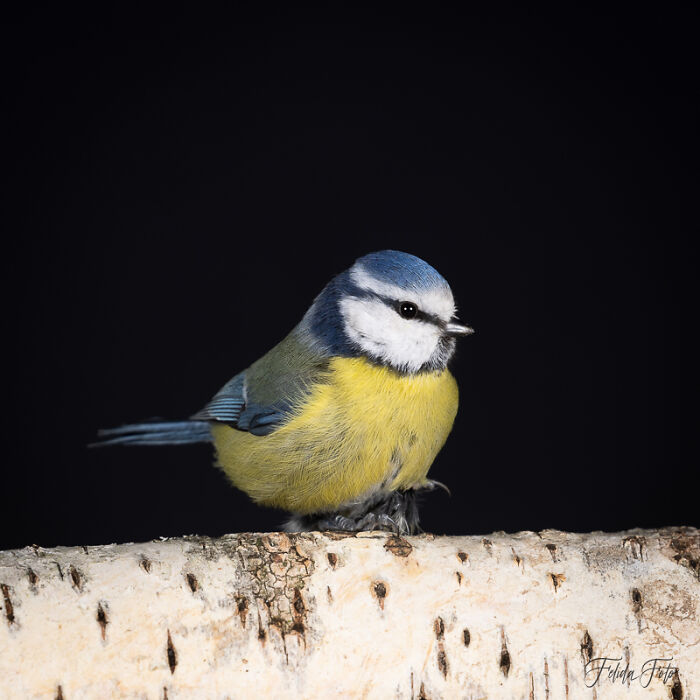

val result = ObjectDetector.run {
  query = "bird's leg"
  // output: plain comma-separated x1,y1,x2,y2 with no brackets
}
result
284,489,423,535
315,514,361,532
349,489,421,534
284,513,357,532
387,488,420,534
355,511,399,533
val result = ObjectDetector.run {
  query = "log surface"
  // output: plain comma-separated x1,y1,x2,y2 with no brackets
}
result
0,527,698,699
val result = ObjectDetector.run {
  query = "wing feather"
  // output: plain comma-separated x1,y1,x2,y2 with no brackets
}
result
191,328,327,436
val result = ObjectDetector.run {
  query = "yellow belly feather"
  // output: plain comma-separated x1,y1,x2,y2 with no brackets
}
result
211,357,459,514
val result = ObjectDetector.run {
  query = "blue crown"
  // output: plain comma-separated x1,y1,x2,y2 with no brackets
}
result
354,250,450,292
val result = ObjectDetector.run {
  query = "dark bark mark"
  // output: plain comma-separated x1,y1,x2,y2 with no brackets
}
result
69,565,83,592
549,573,565,592
96,602,108,640
457,551,468,564
631,587,643,631
581,630,594,664
293,588,306,616
1,584,15,625
257,610,266,643
434,617,448,677
166,630,177,674
372,581,387,609
671,670,683,699
267,614,290,665
499,646,511,677
55,562,64,579
185,573,198,593
291,588,306,636
326,552,338,568
564,656,570,699
326,585,333,604
437,649,448,678
499,629,511,677
384,535,413,557
463,628,470,647
545,543,558,562
622,535,646,561
669,532,700,580
140,558,152,573
544,656,550,698
482,539,493,554
455,571,463,585
236,596,248,628
418,681,429,700
529,672,535,700
27,568,38,587
163,688,168,700
511,548,522,567
55,686,64,700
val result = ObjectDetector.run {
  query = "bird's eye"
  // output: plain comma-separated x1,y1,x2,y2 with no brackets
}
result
399,301,418,319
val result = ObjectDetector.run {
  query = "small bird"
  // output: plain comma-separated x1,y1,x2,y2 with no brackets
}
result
94,250,473,534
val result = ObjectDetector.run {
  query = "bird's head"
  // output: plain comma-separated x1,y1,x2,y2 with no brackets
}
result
303,250,473,373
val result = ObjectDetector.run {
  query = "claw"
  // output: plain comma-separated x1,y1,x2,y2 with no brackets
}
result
357,512,397,533
375,514,399,532
317,514,357,531
393,514,408,535
423,479,451,497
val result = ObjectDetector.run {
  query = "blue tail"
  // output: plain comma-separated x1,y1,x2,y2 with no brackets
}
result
90,420,212,447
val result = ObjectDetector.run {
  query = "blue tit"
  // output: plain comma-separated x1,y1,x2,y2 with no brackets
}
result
94,250,474,534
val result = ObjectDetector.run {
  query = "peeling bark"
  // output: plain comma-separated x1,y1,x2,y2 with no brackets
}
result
0,527,698,699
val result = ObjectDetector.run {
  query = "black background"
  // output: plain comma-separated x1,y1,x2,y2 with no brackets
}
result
3,7,696,551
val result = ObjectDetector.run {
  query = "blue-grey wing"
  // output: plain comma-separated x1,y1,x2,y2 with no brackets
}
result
191,372,246,423
192,327,327,437
236,404,289,436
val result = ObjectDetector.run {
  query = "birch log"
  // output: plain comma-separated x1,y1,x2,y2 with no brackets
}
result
0,528,698,699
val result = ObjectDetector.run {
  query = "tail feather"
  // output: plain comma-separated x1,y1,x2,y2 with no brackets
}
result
90,420,212,447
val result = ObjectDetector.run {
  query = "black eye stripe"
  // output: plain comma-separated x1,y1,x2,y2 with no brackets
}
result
376,294,444,327
348,289,446,328
412,308,443,326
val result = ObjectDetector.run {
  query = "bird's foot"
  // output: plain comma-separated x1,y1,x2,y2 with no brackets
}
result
301,512,399,534
356,512,400,534
314,514,361,532
285,489,421,535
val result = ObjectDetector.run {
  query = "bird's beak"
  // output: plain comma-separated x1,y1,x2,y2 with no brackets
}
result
445,321,475,337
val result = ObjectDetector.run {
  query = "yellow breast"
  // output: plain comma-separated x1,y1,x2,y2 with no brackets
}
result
211,357,459,514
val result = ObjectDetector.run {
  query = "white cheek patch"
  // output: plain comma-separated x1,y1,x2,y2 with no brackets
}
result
339,296,441,373
350,265,456,321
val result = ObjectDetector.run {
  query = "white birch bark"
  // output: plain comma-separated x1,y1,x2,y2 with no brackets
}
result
0,527,698,699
